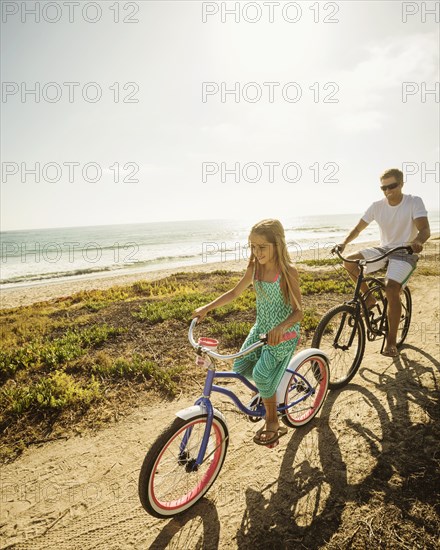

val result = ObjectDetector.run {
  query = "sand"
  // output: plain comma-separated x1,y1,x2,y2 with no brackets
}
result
0,273,438,549
0,237,439,549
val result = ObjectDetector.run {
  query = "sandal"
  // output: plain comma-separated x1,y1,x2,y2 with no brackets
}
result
253,426,288,446
381,347,399,358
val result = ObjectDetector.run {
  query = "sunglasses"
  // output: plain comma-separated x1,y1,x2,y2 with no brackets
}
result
380,182,400,191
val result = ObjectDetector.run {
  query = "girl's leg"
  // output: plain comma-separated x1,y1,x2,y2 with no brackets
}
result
253,349,291,443
259,394,279,442
252,348,288,400
233,353,258,381
233,333,261,381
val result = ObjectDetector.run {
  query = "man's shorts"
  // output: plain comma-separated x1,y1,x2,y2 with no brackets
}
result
360,246,418,286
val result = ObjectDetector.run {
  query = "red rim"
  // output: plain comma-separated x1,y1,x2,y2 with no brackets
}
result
285,357,327,424
148,419,224,512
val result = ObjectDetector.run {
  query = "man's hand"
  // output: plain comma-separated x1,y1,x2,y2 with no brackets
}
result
409,241,423,253
332,243,345,254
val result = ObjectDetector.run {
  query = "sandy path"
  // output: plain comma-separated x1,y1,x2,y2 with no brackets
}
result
1,276,439,549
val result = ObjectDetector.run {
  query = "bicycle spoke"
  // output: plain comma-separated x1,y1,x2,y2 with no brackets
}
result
282,356,328,427
139,415,229,517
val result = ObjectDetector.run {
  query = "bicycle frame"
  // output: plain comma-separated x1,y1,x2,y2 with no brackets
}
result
182,319,322,468
184,367,318,468
333,244,414,349
347,271,387,336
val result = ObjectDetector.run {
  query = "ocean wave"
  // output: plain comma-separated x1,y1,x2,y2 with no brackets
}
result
0,253,203,286
290,226,346,233
0,266,116,285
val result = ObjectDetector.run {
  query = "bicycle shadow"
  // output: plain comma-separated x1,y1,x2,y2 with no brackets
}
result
235,345,439,549
147,497,221,550
144,345,439,549
235,390,353,549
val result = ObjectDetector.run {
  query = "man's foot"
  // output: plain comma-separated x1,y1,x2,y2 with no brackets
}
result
381,346,399,358
253,423,287,446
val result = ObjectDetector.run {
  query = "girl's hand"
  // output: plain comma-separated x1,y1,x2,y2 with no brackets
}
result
192,306,209,322
267,325,285,346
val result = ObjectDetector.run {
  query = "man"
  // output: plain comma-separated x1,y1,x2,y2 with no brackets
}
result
337,168,431,357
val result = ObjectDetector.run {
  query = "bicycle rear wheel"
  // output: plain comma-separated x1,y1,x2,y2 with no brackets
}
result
312,304,365,389
365,278,412,348
397,286,412,348
138,414,229,518
281,354,329,427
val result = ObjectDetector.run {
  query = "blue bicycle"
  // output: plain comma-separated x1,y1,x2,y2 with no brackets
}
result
138,318,329,518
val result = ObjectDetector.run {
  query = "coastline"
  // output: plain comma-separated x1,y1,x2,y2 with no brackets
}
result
1,236,438,310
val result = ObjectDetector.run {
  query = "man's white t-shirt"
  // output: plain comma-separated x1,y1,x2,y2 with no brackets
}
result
362,194,427,247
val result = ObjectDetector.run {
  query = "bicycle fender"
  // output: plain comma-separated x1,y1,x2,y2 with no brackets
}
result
276,348,329,403
175,404,227,424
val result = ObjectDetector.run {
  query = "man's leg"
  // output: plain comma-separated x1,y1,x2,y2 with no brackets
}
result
382,258,416,356
384,279,402,355
343,253,376,309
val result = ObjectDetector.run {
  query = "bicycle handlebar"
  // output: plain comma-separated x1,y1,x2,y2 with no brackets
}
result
332,245,414,264
188,317,266,361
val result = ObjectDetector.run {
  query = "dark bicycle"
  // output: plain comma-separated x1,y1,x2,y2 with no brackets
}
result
311,245,413,389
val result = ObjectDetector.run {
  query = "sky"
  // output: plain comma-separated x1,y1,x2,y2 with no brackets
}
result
1,0,439,231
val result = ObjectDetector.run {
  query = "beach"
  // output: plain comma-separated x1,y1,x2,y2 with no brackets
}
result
0,243,439,549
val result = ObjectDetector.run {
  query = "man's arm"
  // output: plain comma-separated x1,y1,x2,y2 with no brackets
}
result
338,219,369,252
410,217,431,253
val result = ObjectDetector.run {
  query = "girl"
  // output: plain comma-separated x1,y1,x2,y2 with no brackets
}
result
193,219,303,446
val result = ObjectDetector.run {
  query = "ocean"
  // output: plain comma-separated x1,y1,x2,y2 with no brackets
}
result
1,212,439,289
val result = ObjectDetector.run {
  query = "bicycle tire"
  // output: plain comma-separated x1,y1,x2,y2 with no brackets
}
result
365,278,412,348
312,304,366,390
138,414,229,518
281,354,329,428
397,286,412,348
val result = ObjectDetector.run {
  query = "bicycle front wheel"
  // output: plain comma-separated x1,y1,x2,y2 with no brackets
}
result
282,354,329,428
138,414,229,518
312,304,365,389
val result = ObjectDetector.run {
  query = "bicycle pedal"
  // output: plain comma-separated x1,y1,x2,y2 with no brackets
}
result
247,394,263,423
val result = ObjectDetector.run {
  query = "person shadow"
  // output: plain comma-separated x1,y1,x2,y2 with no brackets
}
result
145,344,438,549
234,344,439,549
147,497,221,550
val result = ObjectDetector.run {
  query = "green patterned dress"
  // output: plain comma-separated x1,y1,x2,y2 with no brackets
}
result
233,274,300,398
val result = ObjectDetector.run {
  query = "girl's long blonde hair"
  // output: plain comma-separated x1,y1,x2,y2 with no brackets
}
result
249,219,300,310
